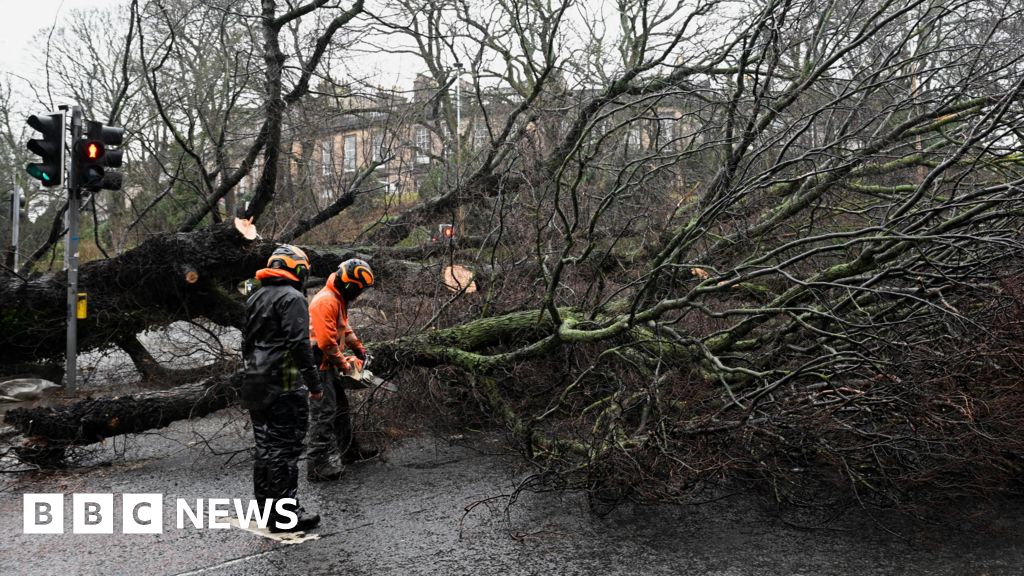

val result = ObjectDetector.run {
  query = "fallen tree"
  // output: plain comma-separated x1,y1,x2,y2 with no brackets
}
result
0,220,468,368
2,307,556,444
1,224,257,366
5,0,1024,513
6,374,240,447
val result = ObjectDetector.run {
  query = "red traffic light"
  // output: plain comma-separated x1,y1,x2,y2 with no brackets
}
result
82,140,104,160
73,121,125,192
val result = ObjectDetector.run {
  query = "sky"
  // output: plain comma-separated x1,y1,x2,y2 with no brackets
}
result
0,0,426,110
0,0,121,82
0,0,649,114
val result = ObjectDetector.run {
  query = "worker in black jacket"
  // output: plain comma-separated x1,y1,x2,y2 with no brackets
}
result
241,244,322,532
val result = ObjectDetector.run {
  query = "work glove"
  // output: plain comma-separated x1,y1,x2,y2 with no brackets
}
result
352,345,367,362
340,357,363,375
336,358,351,374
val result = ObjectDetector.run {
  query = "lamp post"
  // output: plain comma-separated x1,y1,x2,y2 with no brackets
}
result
452,61,464,235
454,61,463,160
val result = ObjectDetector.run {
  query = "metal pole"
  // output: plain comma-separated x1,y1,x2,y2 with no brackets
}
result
8,188,18,270
454,62,463,234
454,62,462,169
66,106,80,396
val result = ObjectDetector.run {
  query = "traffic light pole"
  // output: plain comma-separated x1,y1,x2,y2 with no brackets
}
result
66,106,81,397
7,187,19,270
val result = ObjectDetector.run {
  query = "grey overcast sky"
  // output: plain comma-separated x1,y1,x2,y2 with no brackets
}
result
0,0,426,107
0,0,122,81
0,0,631,109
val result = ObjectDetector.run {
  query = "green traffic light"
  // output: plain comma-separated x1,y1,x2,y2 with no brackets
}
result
26,112,65,188
26,164,53,182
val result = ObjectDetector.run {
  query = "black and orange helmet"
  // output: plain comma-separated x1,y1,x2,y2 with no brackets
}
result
334,258,374,300
267,244,311,285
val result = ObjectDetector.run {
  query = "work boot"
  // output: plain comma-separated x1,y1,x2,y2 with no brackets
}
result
269,505,320,533
341,445,380,464
307,457,343,482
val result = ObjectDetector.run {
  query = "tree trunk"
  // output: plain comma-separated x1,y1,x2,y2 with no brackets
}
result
3,308,558,451
1,224,256,365
0,223,390,365
5,374,240,462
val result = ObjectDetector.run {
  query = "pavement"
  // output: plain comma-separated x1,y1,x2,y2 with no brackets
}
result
2,410,1024,576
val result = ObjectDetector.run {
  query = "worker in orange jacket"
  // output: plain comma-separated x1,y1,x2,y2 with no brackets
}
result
307,258,379,481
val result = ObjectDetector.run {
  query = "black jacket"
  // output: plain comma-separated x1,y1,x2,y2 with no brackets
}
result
242,279,321,397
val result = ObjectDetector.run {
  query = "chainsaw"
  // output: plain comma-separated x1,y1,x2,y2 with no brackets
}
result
338,354,399,392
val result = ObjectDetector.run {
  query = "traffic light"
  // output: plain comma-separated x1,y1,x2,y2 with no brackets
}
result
26,113,65,188
75,120,124,191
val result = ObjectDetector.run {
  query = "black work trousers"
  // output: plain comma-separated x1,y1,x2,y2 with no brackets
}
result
250,390,309,503
307,370,356,463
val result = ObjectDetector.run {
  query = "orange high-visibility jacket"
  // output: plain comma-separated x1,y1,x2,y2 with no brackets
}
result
309,273,364,370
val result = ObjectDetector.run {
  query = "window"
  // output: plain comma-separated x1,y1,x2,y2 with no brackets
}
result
343,135,356,172
321,139,333,176
658,115,677,150
378,177,400,194
372,132,385,163
626,124,642,152
473,121,489,149
414,125,431,164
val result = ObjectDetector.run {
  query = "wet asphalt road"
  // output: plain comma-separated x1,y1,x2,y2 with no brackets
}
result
2,410,1023,576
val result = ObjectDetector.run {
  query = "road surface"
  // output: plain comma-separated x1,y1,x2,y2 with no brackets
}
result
1,410,1022,576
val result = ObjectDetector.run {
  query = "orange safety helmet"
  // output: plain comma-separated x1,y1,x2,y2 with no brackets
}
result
334,258,374,300
267,244,311,285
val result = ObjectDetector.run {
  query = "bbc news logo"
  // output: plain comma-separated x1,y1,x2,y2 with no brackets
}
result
23,494,298,534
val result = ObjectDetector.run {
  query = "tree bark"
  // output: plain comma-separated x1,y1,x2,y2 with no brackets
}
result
0,223,260,365
5,374,240,448
0,223,398,366
2,308,559,449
